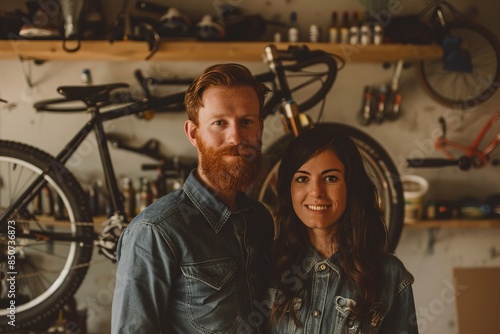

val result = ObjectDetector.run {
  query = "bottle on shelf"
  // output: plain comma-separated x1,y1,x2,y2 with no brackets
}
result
122,177,136,219
328,11,339,43
309,24,321,42
138,177,153,213
372,13,383,45
288,11,300,42
339,11,350,44
349,11,360,45
359,11,372,45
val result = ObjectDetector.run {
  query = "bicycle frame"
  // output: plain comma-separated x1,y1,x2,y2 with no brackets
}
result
408,112,500,170
436,112,500,166
1,91,186,236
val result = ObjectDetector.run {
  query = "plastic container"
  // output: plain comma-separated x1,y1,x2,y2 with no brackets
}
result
401,175,429,224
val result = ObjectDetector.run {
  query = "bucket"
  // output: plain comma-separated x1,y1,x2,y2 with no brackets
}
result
401,175,429,223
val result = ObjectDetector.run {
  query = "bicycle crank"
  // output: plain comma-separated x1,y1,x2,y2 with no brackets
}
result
96,213,127,261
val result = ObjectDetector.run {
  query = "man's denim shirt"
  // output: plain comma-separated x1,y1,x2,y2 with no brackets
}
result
112,171,274,334
265,247,419,334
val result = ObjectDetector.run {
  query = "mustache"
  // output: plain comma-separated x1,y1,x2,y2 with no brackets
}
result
219,144,261,157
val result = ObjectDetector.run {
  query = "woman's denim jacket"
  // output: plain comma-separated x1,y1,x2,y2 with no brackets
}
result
111,171,274,334
265,247,418,334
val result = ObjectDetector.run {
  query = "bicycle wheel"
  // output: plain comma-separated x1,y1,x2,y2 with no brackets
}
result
0,140,94,331
248,123,405,251
418,21,500,109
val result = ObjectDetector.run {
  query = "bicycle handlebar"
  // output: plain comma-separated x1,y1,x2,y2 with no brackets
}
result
407,158,459,167
408,156,473,170
260,45,340,117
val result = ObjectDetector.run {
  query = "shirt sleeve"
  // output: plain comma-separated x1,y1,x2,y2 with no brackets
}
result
111,222,176,334
379,283,419,334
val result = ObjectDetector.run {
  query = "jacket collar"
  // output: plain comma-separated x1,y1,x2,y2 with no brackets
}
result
183,170,255,233
303,245,341,278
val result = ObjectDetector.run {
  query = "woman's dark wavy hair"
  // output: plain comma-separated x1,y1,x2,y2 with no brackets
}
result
269,126,388,326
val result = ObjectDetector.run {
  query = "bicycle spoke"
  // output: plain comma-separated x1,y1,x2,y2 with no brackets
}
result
10,164,35,204
14,256,49,302
1,144,94,327
20,242,73,261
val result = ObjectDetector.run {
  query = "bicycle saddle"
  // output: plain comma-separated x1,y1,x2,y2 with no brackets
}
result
57,83,129,103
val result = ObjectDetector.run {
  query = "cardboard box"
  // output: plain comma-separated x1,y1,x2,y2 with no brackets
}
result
454,267,500,334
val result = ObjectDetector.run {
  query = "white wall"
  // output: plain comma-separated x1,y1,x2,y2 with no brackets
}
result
1,0,500,333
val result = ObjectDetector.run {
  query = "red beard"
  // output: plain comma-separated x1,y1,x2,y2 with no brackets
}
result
196,135,262,192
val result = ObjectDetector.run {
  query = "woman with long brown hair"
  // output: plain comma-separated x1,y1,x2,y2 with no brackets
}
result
266,126,418,333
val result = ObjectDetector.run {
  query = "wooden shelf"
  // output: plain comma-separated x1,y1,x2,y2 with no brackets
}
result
0,40,443,62
405,219,500,229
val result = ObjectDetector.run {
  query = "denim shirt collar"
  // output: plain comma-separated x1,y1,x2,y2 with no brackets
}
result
182,170,255,233
303,245,342,278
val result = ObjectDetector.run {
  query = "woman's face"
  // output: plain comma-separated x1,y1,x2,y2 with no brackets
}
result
291,149,347,234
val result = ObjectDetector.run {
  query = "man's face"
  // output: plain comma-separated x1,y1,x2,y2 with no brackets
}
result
185,85,263,192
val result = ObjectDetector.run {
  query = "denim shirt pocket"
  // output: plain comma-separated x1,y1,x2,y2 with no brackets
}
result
180,258,240,334
334,297,388,334
334,296,361,334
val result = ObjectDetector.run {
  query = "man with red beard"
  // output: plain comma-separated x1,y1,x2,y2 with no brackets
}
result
112,64,274,334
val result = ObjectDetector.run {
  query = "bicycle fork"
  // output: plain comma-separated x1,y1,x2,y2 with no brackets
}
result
264,45,311,137
282,100,312,137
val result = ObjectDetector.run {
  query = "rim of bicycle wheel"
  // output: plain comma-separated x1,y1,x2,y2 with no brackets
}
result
0,156,78,316
419,22,500,109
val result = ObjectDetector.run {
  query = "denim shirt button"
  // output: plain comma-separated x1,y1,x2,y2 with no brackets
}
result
312,310,321,318
318,264,327,271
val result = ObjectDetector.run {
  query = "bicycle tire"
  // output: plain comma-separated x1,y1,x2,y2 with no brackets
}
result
0,140,93,332
418,21,500,109
247,123,405,251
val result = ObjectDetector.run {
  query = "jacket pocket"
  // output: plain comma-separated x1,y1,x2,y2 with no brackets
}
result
180,258,240,333
334,296,360,334
334,296,388,334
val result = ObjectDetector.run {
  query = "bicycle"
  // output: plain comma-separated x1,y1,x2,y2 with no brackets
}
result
407,111,500,170
417,0,500,110
0,44,404,331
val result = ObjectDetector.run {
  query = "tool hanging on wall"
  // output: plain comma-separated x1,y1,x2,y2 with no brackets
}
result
59,0,84,52
356,59,406,126
384,59,404,120
108,0,161,60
